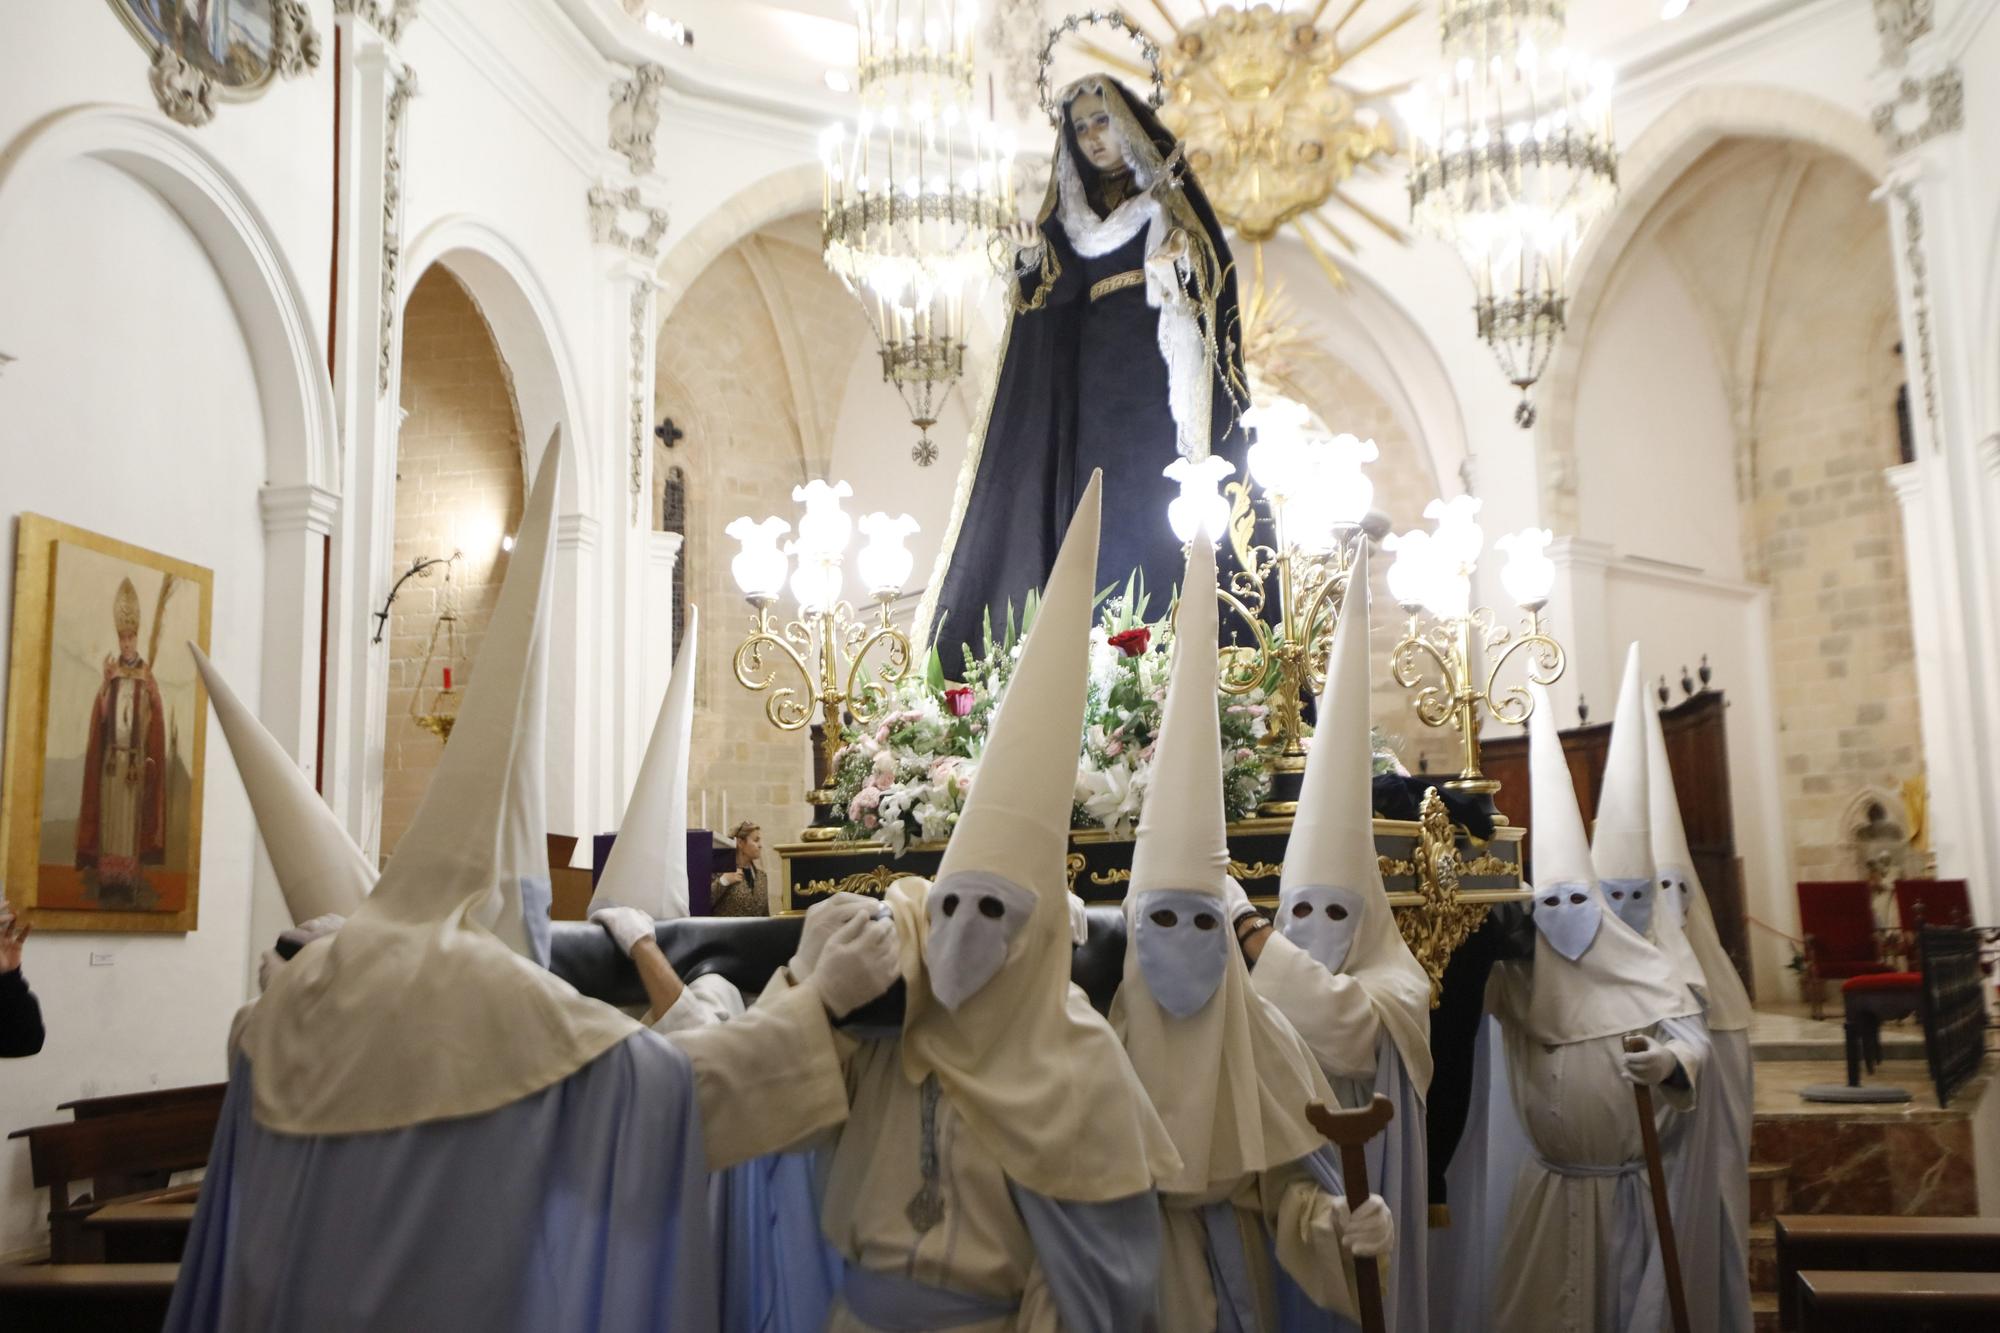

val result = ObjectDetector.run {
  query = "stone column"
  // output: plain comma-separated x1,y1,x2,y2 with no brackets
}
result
643,530,684,722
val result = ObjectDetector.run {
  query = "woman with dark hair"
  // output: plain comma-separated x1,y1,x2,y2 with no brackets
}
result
916,75,1253,677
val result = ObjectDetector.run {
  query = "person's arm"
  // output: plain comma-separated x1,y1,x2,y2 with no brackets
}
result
1259,1150,1395,1321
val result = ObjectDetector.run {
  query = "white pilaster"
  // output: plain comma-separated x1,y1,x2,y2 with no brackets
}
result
1542,536,1615,727
643,530,684,727
548,511,601,842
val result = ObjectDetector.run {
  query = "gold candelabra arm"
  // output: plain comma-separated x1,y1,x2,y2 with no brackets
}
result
1481,611,1567,726
1390,619,1464,730
1215,578,1277,696
841,609,914,727
733,604,818,733
1285,561,1350,695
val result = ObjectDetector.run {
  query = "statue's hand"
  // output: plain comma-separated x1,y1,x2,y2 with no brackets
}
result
1148,144,1186,200
1003,219,1044,264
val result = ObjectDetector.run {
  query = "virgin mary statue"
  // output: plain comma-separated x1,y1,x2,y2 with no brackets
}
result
915,75,1252,677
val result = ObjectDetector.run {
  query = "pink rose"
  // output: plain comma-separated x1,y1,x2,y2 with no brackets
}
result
863,813,879,829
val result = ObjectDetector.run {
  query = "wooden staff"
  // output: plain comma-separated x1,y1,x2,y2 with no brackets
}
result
1305,1093,1394,1333
1624,1034,1691,1333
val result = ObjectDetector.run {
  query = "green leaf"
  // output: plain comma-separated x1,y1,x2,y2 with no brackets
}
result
924,646,946,694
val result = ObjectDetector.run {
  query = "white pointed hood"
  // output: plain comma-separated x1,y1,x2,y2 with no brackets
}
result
893,471,1182,1202
1267,547,1434,1091
1519,682,1689,1045
1113,533,1331,1193
239,436,635,1134
1645,690,1754,1030
589,606,699,920
192,644,372,925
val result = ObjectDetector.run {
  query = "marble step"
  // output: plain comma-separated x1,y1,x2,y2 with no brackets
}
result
1752,1292,1780,1333
1749,1220,1778,1293
1749,1160,1792,1222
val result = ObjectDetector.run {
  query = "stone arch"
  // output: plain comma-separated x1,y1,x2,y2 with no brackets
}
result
654,163,822,321
1536,85,1887,528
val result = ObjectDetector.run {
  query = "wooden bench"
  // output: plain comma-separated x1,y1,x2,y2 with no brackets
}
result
1796,1269,2000,1331
15,1103,219,1261
84,1196,200,1263
55,1084,226,1123
1777,1215,2000,1330
0,1262,179,1332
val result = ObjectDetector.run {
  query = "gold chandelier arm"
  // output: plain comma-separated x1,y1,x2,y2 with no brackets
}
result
734,626,816,733
1287,568,1349,692
1215,585,1276,695
1482,628,1567,727
1391,629,1460,729
843,623,915,726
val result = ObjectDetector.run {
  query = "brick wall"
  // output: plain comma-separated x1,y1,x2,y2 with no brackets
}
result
381,266,525,858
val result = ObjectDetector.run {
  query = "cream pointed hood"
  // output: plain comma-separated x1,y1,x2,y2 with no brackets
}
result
1268,547,1433,1091
1645,690,1754,1030
1113,533,1331,1193
895,471,1182,1202
589,606,699,920
1519,682,1690,1045
239,436,636,1134
192,645,372,925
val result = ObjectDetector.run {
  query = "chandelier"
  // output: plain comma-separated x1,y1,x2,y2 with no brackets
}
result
821,1,1015,466
1405,0,1618,428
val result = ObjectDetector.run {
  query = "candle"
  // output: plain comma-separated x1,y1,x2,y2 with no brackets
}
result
443,666,452,690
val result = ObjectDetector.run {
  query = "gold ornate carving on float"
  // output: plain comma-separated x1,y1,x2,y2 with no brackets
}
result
1393,787,1489,1007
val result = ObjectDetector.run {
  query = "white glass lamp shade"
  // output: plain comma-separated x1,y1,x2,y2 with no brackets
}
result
1163,454,1236,544
1495,527,1557,609
1243,396,1314,499
792,479,856,562
1323,435,1379,526
788,542,844,615
726,516,792,601
1424,495,1485,572
1382,530,1435,611
857,511,921,597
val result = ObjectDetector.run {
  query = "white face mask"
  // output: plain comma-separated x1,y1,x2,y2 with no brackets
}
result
1533,881,1603,961
1602,876,1655,937
1134,890,1229,1019
1278,885,1368,974
1656,867,1692,930
925,871,1037,1012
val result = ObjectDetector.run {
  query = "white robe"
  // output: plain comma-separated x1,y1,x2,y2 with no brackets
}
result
1160,1159,1362,1333
1487,965,1705,1333
1672,1024,1752,1333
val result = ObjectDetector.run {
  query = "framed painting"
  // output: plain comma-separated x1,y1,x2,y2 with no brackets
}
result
105,1,320,128
2,516,213,933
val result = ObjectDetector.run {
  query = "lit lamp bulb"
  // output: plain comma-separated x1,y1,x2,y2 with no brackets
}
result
1495,527,1557,610
1289,433,1379,550
1383,530,1435,612
856,511,920,598
1163,454,1236,545
725,516,792,603
788,542,844,615
793,479,855,562
1243,396,1314,501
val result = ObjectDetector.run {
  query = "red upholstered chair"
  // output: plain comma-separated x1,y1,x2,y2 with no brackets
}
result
1796,880,1896,1019
1839,971,1921,1086
1894,879,1973,932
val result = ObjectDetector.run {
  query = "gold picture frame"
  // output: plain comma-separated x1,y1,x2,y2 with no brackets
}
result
2,515,213,932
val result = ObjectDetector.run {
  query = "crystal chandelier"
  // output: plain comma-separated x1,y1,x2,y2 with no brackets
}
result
1404,0,1617,428
821,1,1015,466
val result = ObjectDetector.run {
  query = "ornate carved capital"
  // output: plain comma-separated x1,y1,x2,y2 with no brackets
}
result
334,0,422,44
260,484,343,537
1873,0,1935,67
589,184,671,260
609,63,666,177
1872,66,1964,155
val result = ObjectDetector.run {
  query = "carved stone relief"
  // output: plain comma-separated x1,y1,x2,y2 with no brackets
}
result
1894,185,1941,455
1873,0,1935,67
588,185,672,260
334,0,422,44
380,69,419,395
609,64,667,177
1872,67,1964,155
112,0,322,127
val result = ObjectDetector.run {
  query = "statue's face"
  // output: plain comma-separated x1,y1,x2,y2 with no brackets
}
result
117,630,138,660
1069,91,1125,173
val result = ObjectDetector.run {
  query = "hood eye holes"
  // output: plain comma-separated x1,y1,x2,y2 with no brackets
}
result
941,894,960,918
1149,909,1178,928
978,896,1005,920
1193,912,1218,931
1632,889,1646,900
1542,895,1560,908
1568,892,1588,906
1325,904,1349,921
1609,889,1625,900
1661,878,1673,889
1291,902,1314,919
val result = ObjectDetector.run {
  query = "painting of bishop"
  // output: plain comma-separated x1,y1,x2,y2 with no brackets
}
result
2,517,210,931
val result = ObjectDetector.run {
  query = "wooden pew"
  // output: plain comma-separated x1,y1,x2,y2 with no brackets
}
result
0,1262,179,1332
1796,1270,2000,1331
16,1103,219,1261
56,1083,226,1123
84,1197,200,1263
1777,1215,2000,1330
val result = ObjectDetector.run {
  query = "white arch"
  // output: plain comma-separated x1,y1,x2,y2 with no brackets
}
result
401,215,591,508
1536,85,1886,524
0,104,338,493
655,162,822,322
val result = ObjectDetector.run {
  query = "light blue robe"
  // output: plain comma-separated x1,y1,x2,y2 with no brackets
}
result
166,1035,714,1333
711,1150,842,1333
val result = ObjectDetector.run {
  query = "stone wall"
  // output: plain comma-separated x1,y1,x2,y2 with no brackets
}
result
381,266,525,858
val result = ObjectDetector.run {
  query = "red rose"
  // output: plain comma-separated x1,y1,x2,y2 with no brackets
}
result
1108,627,1151,657
943,686,975,717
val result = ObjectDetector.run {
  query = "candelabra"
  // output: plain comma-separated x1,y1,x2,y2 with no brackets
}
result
728,482,919,840
1385,499,1564,802
1170,395,1379,814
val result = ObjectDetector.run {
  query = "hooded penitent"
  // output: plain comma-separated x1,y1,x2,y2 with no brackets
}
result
192,644,372,926
238,436,636,1135
1645,686,1754,1031
1267,546,1434,1092
1111,532,1331,1194
1520,681,1688,1046
589,606,700,921
885,470,1181,1202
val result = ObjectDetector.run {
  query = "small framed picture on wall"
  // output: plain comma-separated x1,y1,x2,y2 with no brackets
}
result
2,515,213,933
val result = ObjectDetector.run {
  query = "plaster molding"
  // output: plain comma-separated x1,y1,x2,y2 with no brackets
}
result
1872,0,1936,66
609,63,666,177
1884,459,1926,506
379,67,419,396
143,0,320,128
1871,66,1964,155
627,280,655,523
558,512,601,553
1547,536,1617,572
334,0,422,44
271,1,324,76
589,183,670,260
421,0,614,181
646,530,684,568
261,483,342,537
1891,184,1943,455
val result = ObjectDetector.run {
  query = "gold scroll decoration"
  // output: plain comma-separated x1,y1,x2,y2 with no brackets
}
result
1392,786,1489,1008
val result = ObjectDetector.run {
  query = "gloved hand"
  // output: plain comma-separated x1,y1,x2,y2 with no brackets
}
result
1066,893,1090,948
810,913,901,1018
258,914,345,992
791,892,880,981
590,906,656,957
1222,875,1259,927
1619,1035,1679,1086
1334,1193,1394,1259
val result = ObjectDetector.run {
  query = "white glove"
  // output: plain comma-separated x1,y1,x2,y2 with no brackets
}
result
1222,876,1259,926
791,892,880,981
590,906,656,957
810,914,901,1018
1067,893,1090,947
1619,1035,1679,1086
1334,1193,1394,1259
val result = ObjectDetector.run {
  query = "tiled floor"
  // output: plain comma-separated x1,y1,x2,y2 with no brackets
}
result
1752,1058,1979,1118
1749,1004,1926,1062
